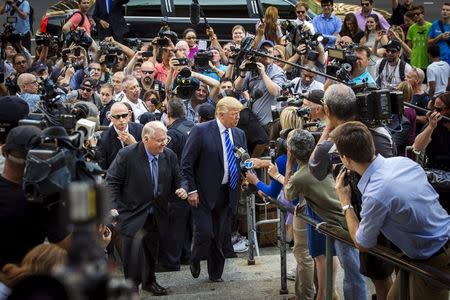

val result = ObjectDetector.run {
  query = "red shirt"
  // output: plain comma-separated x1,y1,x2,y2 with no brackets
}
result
69,11,91,35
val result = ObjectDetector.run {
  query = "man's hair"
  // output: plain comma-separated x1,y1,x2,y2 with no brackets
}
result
142,121,167,140
329,121,375,163
296,1,309,10
167,99,186,119
100,83,114,93
17,73,34,88
13,53,26,64
404,10,415,19
412,5,424,13
216,96,244,114
220,77,232,83
354,45,371,58
323,84,357,121
288,129,315,162
122,75,138,90
428,44,440,58
437,92,450,108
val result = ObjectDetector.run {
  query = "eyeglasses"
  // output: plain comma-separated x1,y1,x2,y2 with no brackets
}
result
111,112,130,119
81,86,92,92
185,36,196,40
151,136,172,146
27,80,38,85
361,2,371,7
296,10,306,14
386,49,399,54
142,70,155,75
15,60,26,65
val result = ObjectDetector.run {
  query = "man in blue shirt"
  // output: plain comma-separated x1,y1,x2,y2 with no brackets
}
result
0,0,31,51
17,73,40,112
312,0,341,49
332,121,450,300
428,3,450,66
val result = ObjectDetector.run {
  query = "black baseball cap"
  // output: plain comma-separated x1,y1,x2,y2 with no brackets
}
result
198,103,216,121
383,40,401,52
305,90,325,106
3,125,42,157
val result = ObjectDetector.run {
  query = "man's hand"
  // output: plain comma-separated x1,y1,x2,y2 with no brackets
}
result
98,224,112,249
245,170,259,185
206,26,215,38
438,32,450,41
117,131,137,145
99,20,110,29
256,62,265,76
110,209,119,218
187,192,199,207
335,169,351,206
267,162,279,179
426,111,442,129
175,188,188,200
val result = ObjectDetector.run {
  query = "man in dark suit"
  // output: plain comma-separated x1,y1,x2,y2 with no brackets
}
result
181,96,247,282
96,102,143,170
93,0,129,42
107,121,188,295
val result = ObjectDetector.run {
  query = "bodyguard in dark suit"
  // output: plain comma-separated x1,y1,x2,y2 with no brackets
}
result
181,97,247,281
107,121,188,295
93,0,129,42
96,102,143,170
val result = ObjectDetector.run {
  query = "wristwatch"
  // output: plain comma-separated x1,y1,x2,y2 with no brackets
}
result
342,204,354,215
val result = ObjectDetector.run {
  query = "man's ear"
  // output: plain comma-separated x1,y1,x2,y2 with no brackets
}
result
324,104,330,117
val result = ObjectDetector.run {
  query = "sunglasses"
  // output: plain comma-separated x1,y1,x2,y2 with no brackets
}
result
386,49,399,54
185,36,196,40
361,3,371,7
296,10,306,14
142,70,155,75
15,60,26,65
81,86,92,92
111,113,129,119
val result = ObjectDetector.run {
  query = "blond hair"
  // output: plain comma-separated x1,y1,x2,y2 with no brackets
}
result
216,96,244,115
397,81,413,103
280,106,304,130
142,121,167,139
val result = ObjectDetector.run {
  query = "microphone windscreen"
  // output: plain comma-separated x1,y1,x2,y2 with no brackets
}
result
190,2,200,25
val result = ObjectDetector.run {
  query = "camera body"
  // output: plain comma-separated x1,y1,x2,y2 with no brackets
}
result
193,50,213,71
65,29,93,49
356,89,404,127
99,41,123,67
174,67,200,99
35,33,56,47
326,45,358,82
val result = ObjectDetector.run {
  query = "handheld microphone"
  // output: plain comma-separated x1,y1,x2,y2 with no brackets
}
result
233,147,253,170
269,140,276,164
190,0,201,25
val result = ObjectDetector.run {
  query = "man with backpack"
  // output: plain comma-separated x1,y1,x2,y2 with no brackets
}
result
0,0,32,51
62,0,92,35
428,3,450,66
375,40,412,90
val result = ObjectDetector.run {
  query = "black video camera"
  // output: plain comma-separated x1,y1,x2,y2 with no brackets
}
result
99,41,123,67
0,17,21,44
356,89,404,127
35,33,56,47
174,67,200,99
326,45,358,82
193,50,213,71
65,29,93,49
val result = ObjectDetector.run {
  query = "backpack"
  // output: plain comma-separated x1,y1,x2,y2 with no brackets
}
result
66,10,85,29
376,58,406,86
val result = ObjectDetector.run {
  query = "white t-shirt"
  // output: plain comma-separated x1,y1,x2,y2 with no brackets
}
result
121,96,148,121
427,61,450,97
294,19,315,35
375,59,412,90
289,77,324,94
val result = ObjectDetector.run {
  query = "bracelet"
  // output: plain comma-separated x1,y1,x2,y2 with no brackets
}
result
342,204,354,215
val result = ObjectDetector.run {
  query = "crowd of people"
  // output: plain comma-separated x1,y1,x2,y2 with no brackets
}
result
0,0,449,299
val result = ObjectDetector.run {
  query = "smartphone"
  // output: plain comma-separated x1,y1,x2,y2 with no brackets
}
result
74,47,81,57
142,51,153,58
173,58,189,66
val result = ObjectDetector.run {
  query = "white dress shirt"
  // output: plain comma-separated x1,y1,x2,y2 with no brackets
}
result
216,119,234,184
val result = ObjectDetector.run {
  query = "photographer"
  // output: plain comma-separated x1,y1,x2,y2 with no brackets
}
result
201,47,227,81
139,61,165,102
99,37,135,72
289,64,324,94
375,40,412,90
62,0,92,35
309,84,396,300
331,121,449,300
0,0,32,51
16,73,39,112
234,40,287,132
0,126,71,269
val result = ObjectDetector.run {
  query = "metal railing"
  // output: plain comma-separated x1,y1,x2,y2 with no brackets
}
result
266,196,450,300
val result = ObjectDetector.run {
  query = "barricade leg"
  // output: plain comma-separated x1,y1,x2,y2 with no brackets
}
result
326,236,334,300
279,209,288,294
246,192,257,265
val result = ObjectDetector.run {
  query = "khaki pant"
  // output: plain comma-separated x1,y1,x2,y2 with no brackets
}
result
293,215,315,300
387,248,449,300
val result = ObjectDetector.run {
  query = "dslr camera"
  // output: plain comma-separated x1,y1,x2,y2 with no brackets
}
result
65,29,93,48
99,41,123,67
193,50,213,72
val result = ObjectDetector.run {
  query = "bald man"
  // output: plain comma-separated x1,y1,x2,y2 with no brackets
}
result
17,73,41,112
96,102,144,170
139,61,165,101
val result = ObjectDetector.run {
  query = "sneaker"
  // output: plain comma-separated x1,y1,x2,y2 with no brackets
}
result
233,239,248,253
231,232,242,245
287,268,296,281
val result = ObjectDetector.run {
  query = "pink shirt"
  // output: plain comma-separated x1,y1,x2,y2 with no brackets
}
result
355,10,390,32
155,62,168,83
69,11,91,35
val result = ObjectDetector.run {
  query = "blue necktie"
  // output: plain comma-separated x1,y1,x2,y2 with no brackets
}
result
151,157,158,197
224,129,238,190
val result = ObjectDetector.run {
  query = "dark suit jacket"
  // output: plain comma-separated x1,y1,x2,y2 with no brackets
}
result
106,143,188,237
181,120,247,211
92,0,129,39
96,122,143,170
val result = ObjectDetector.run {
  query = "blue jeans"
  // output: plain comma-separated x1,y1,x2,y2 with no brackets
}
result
334,240,368,300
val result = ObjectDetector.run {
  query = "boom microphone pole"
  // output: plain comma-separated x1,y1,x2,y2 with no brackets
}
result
403,102,450,122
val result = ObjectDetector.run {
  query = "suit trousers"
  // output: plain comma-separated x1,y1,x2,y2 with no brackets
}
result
191,184,230,280
121,214,159,286
159,200,192,267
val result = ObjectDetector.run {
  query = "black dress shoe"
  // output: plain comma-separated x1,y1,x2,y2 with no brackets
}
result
142,281,168,296
209,277,224,282
190,260,201,278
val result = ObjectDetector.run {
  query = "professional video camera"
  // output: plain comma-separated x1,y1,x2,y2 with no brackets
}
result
174,67,200,99
356,88,404,127
124,38,143,52
155,20,178,47
38,77,67,102
99,40,123,67
193,49,213,72
65,28,93,48
326,45,358,82
0,17,21,45
280,20,324,61
35,33,58,47
272,92,310,120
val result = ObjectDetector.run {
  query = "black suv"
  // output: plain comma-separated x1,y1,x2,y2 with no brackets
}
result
42,0,299,41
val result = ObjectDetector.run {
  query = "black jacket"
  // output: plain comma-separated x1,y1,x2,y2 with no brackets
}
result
167,117,194,161
96,122,143,170
106,143,188,236
92,0,129,39
99,100,115,126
